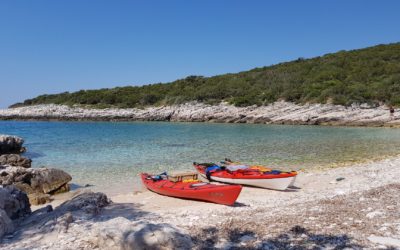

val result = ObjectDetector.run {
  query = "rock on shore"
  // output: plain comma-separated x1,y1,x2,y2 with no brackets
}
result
0,134,73,206
0,185,31,240
91,218,193,250
1,191,193,249
0,166,72,205
0,102,399,126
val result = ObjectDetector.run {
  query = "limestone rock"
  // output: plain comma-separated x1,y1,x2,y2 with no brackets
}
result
0,166,72,205
368,235,400,248
56,192,110,215
13,182,35,194
90,217,192,250
0,185,31,220
90,217,136,249
51,183,70,194
0,209,14,240
29,168,72,194
123,222,193,250
0,102,398,126
28,193,52,205
56,212,74,233
0,154,31,168
0,166,71,195
0,135,25,155
0,166,33,187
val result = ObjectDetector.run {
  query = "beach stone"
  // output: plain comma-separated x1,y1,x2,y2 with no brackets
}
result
215,239,235,250
56,192,110,215
89,217,192,250
0,185,31,219
0,135,25,155
368,235,400,248
89,217,136,249
0,154,32,168
28,193,52,205
366,210,385,219
123,222,193,250
239,234,256,243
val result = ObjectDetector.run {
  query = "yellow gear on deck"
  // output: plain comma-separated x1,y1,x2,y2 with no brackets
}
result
249,165,271,172
182,179,200,183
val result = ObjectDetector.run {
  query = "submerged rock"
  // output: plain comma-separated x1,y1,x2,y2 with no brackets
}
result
0,154,31,168
0,135,25,155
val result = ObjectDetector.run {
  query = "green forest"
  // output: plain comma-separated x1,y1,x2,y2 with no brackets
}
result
13,42,400,108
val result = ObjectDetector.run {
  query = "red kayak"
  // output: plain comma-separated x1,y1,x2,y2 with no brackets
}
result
141,173,242,205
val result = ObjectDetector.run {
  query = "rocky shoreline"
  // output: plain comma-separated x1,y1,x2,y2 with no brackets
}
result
0,134,75,241
1,101,399,127
0,135,72,207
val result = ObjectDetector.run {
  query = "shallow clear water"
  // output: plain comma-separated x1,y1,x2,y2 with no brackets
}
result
1,121,400,194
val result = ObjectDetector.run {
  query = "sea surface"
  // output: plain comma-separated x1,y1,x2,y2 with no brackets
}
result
1,121,400,195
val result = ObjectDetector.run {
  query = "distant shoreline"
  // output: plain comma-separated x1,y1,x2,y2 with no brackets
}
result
1,101,399,127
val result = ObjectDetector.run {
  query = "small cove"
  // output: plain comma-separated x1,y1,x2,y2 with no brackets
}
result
2,121,400,195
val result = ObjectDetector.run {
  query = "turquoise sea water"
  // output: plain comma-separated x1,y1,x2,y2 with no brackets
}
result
1,121,400,195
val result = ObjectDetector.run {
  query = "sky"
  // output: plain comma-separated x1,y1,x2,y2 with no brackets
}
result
0,0,400,108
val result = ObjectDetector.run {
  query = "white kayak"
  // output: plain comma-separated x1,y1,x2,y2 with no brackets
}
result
199,173,296,190
194,163,298,190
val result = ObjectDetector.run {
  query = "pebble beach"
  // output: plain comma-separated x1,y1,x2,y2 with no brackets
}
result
1,154,400,249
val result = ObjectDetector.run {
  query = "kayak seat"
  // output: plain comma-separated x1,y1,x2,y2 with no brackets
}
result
264,170,282,175
206,165,221,180
150,172,168,181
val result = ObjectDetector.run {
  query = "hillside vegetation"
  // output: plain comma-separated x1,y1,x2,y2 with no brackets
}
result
13,43,400,108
